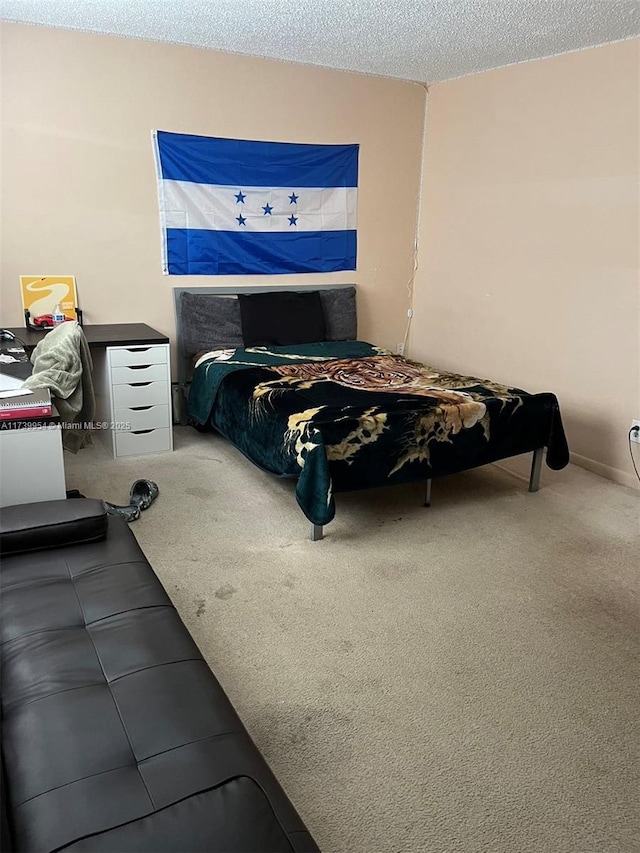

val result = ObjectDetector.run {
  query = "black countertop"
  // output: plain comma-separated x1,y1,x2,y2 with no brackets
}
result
3,323,169,350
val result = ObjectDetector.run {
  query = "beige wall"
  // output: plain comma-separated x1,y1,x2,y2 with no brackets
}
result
2,23,638,487
411,39,640,488
0,22,425,354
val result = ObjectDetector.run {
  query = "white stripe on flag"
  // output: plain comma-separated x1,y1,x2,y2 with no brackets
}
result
162,181,357,233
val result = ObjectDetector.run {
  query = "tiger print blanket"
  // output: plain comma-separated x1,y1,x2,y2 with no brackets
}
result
188,342,569,526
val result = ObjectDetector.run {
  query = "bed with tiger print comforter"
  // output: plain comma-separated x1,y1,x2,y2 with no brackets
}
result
188,341,569,526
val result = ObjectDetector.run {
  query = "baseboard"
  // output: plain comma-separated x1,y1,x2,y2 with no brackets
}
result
492,456,531,483
570,451,640,491
494,451,640,491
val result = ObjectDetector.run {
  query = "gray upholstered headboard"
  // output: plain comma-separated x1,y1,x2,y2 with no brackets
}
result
172,283,357,397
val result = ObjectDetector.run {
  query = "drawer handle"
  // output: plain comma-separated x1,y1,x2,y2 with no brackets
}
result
127,364,152,371
132,429,154,435
129,382,152,387
130,406,152,411
126,347,151,353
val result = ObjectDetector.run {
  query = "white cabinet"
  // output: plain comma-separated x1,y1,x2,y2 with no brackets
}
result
94,343,173,458
0,419,66,507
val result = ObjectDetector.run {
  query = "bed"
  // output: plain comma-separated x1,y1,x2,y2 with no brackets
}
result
174,285,569,539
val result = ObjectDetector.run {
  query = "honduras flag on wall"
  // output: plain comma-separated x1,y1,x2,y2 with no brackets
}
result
152,131,358,275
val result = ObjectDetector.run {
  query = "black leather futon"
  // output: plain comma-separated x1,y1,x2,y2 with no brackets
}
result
0,499,318,852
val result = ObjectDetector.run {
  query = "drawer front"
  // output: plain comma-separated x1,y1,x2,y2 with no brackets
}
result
115,427,172,457
109,345,168,368
111,363,168,385
115,404,170,432
113,381,168,409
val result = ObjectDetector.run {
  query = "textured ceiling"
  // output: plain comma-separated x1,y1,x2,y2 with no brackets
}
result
1,0,638,83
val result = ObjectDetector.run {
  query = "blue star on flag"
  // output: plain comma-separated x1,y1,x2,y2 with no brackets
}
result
236,214,247,226
262,203,273,215
235,191,246,203
288,214,298,226
288,193,299,204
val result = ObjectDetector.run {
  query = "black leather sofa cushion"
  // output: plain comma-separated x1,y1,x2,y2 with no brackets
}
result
55,777,301,852
0,498,107,555
1,511,318,852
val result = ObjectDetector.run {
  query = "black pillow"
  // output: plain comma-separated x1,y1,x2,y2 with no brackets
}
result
238,291,326,347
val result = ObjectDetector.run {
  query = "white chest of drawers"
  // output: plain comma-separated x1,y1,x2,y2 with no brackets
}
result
95,342,173,458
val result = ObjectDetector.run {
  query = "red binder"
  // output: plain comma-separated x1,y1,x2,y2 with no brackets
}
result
0,389,52,420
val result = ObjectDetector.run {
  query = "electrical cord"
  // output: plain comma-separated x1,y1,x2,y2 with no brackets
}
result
401,85,429,357
0,329,27,348
629,426,640,482
400,237,419,355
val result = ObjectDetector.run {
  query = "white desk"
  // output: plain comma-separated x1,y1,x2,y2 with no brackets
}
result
0,411,66,508
5,323,173,460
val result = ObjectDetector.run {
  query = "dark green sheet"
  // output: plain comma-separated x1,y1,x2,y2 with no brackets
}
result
188,342,569,526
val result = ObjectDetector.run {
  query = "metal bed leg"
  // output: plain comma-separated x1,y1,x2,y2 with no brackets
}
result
310,524,324,541
178,384,188,426
424,479,432,507
529,448,544,492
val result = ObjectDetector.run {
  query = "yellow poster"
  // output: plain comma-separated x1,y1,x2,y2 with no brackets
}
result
20,276,79,327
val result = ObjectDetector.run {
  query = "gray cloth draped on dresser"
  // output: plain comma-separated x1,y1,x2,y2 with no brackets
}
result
22,321,95,452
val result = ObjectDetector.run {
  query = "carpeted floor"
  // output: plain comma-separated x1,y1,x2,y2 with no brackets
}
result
64,427,640,853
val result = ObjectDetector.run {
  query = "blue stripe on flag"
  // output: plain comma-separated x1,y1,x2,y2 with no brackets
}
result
166,228,357,275
157,132,358,188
